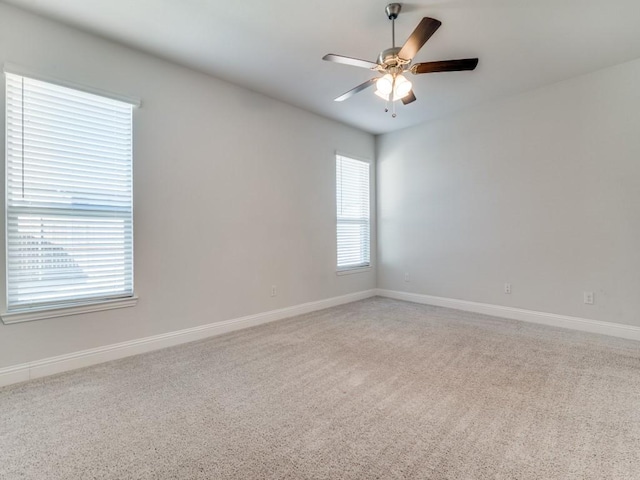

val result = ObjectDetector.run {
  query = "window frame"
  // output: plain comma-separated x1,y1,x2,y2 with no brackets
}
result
335,153,372,274
1,67,139,324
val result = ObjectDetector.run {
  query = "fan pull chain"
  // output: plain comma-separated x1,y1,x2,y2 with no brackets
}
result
391,74,397,117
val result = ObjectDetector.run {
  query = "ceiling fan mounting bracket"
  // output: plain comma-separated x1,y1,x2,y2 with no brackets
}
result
385,3,401,20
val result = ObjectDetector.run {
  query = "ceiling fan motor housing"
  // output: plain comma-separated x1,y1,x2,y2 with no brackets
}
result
378,47,406,68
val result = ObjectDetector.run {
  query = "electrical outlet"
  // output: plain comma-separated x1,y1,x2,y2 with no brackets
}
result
584,291,594,305
504,283,511,294
271,285,277,297
404,272,410,283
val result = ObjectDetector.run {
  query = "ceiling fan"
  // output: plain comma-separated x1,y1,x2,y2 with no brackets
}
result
323,3,478,116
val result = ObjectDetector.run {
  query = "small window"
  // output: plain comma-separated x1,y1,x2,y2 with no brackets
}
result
5,73,134,312
336,155,370,271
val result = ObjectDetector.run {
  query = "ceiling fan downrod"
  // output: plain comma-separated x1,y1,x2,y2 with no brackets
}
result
385,3,401,48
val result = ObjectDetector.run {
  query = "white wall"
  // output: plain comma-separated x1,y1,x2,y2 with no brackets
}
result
378,58,640,327
0,4,375,368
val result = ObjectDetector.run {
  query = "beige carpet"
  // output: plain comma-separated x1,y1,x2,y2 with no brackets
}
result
1,297,639,479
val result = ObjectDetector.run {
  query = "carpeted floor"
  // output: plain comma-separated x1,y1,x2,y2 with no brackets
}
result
1,297,640,479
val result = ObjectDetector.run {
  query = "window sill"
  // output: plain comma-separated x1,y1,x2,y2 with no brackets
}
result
336,266,372,276
1,296,139,325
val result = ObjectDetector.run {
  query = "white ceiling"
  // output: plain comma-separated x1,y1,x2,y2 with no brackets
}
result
4,0,640,134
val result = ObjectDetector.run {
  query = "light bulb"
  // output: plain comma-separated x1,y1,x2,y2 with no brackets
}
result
376,74,394,95
394,74,412,99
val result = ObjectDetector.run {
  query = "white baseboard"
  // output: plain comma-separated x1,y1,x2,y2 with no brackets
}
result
376,289,640,342
0,289,376,388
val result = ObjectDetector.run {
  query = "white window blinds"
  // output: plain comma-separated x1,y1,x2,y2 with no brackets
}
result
5,73,134,311
336,155,370,270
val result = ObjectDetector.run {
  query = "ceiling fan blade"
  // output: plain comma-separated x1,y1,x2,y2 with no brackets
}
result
398,17,442,61
334,78,378,102
323,54,378,70
401,90,417,105
411,58,479,74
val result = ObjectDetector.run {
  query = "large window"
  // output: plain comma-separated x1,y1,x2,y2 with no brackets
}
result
336,155,370,271
4,72,134,314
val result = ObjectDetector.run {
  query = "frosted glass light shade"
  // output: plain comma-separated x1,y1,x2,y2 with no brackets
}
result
374,89,390,101
376,74,394,95
394,75,412,99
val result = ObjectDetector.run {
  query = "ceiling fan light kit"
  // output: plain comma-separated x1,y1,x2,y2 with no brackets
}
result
375,73,412,99
322,3,479,117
